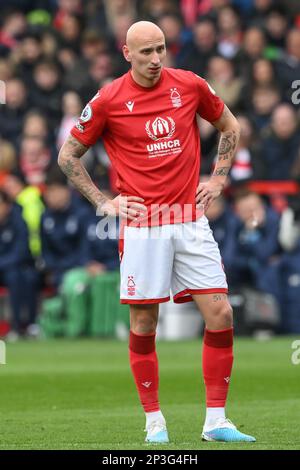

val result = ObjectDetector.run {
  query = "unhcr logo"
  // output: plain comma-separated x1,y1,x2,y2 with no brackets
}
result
145,116,175,141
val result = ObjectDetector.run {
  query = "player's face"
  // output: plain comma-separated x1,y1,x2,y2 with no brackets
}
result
125,36,166,86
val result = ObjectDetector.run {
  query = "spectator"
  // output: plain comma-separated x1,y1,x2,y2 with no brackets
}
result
217,5,242,59
103,0,136,37
2,171,45,258
41,167,87,288
62,30,109,95
80,29,109,60
207,56,243,111
230,190,281,302
264,5,289,49
197,116,219,175
0,10,27,56
157,14,185,65
19,135,52,185
53,0,83,31
23,110,51,142
251,57,277,87
41,30,60,60
0,77,28,147
279,197,300,332
88,53,115,91
139,0,179,21
242,58,279,109
249,84,281,130
56,91,82,150
249,0,274,27
237,26,266,78
58,13,84,53
203,0,233,22
0,189,35,337
111,12,136,52
205,194,237,272
179,18,218,75
29,60,64,128
275,28,300,104
15,32,44,86
259,104,300,180
83,200,120,276
57,45,78,81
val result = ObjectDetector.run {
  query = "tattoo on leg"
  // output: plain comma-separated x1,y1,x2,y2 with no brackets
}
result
212,294,227,302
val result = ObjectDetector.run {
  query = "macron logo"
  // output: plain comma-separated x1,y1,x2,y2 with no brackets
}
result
142,382,152,388
125,101,134,112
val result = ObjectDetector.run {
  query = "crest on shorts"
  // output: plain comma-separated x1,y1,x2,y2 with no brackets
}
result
127,276,136,296
145,116,175,141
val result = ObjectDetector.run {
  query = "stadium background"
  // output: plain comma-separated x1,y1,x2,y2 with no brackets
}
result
0,0,300,450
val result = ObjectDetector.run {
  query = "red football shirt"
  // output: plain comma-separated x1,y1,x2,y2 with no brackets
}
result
71,67,224,226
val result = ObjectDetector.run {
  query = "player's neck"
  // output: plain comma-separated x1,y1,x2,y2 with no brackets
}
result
130,69,161,88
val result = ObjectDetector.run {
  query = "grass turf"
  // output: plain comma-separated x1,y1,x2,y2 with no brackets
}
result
0,336,299,450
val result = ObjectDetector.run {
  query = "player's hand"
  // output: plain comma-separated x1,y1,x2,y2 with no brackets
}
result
196,179,224,210
98,195,147,220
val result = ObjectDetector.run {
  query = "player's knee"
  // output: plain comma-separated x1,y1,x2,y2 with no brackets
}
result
217,303,233,328
136,319,156,334
130,309,158,334
215,303,233,328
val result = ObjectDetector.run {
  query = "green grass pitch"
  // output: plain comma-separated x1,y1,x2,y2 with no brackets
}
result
0,337,299,450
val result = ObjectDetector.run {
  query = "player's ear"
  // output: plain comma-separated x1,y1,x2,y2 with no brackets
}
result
123,45,132,63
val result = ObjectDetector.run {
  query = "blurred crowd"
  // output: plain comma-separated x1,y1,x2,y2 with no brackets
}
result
0,0,300,336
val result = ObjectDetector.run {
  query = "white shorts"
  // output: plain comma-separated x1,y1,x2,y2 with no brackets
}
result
119,216,228,304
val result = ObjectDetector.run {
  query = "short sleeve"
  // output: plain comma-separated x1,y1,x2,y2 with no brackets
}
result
194,74,224,123
70,90,107,146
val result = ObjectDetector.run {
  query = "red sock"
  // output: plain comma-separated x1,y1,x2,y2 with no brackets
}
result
202,328,234,407
129,331,160,413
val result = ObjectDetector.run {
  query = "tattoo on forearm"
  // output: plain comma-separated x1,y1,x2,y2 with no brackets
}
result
58,135,107,208
218,130,238,161
213,167,230,176
62,159,80,178
211,125,239,180
210,105,240,179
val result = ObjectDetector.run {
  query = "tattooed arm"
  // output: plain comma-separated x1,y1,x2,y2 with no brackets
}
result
211,105,240,183
196,105,240,209
58,135,108,209
58,135,147,219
